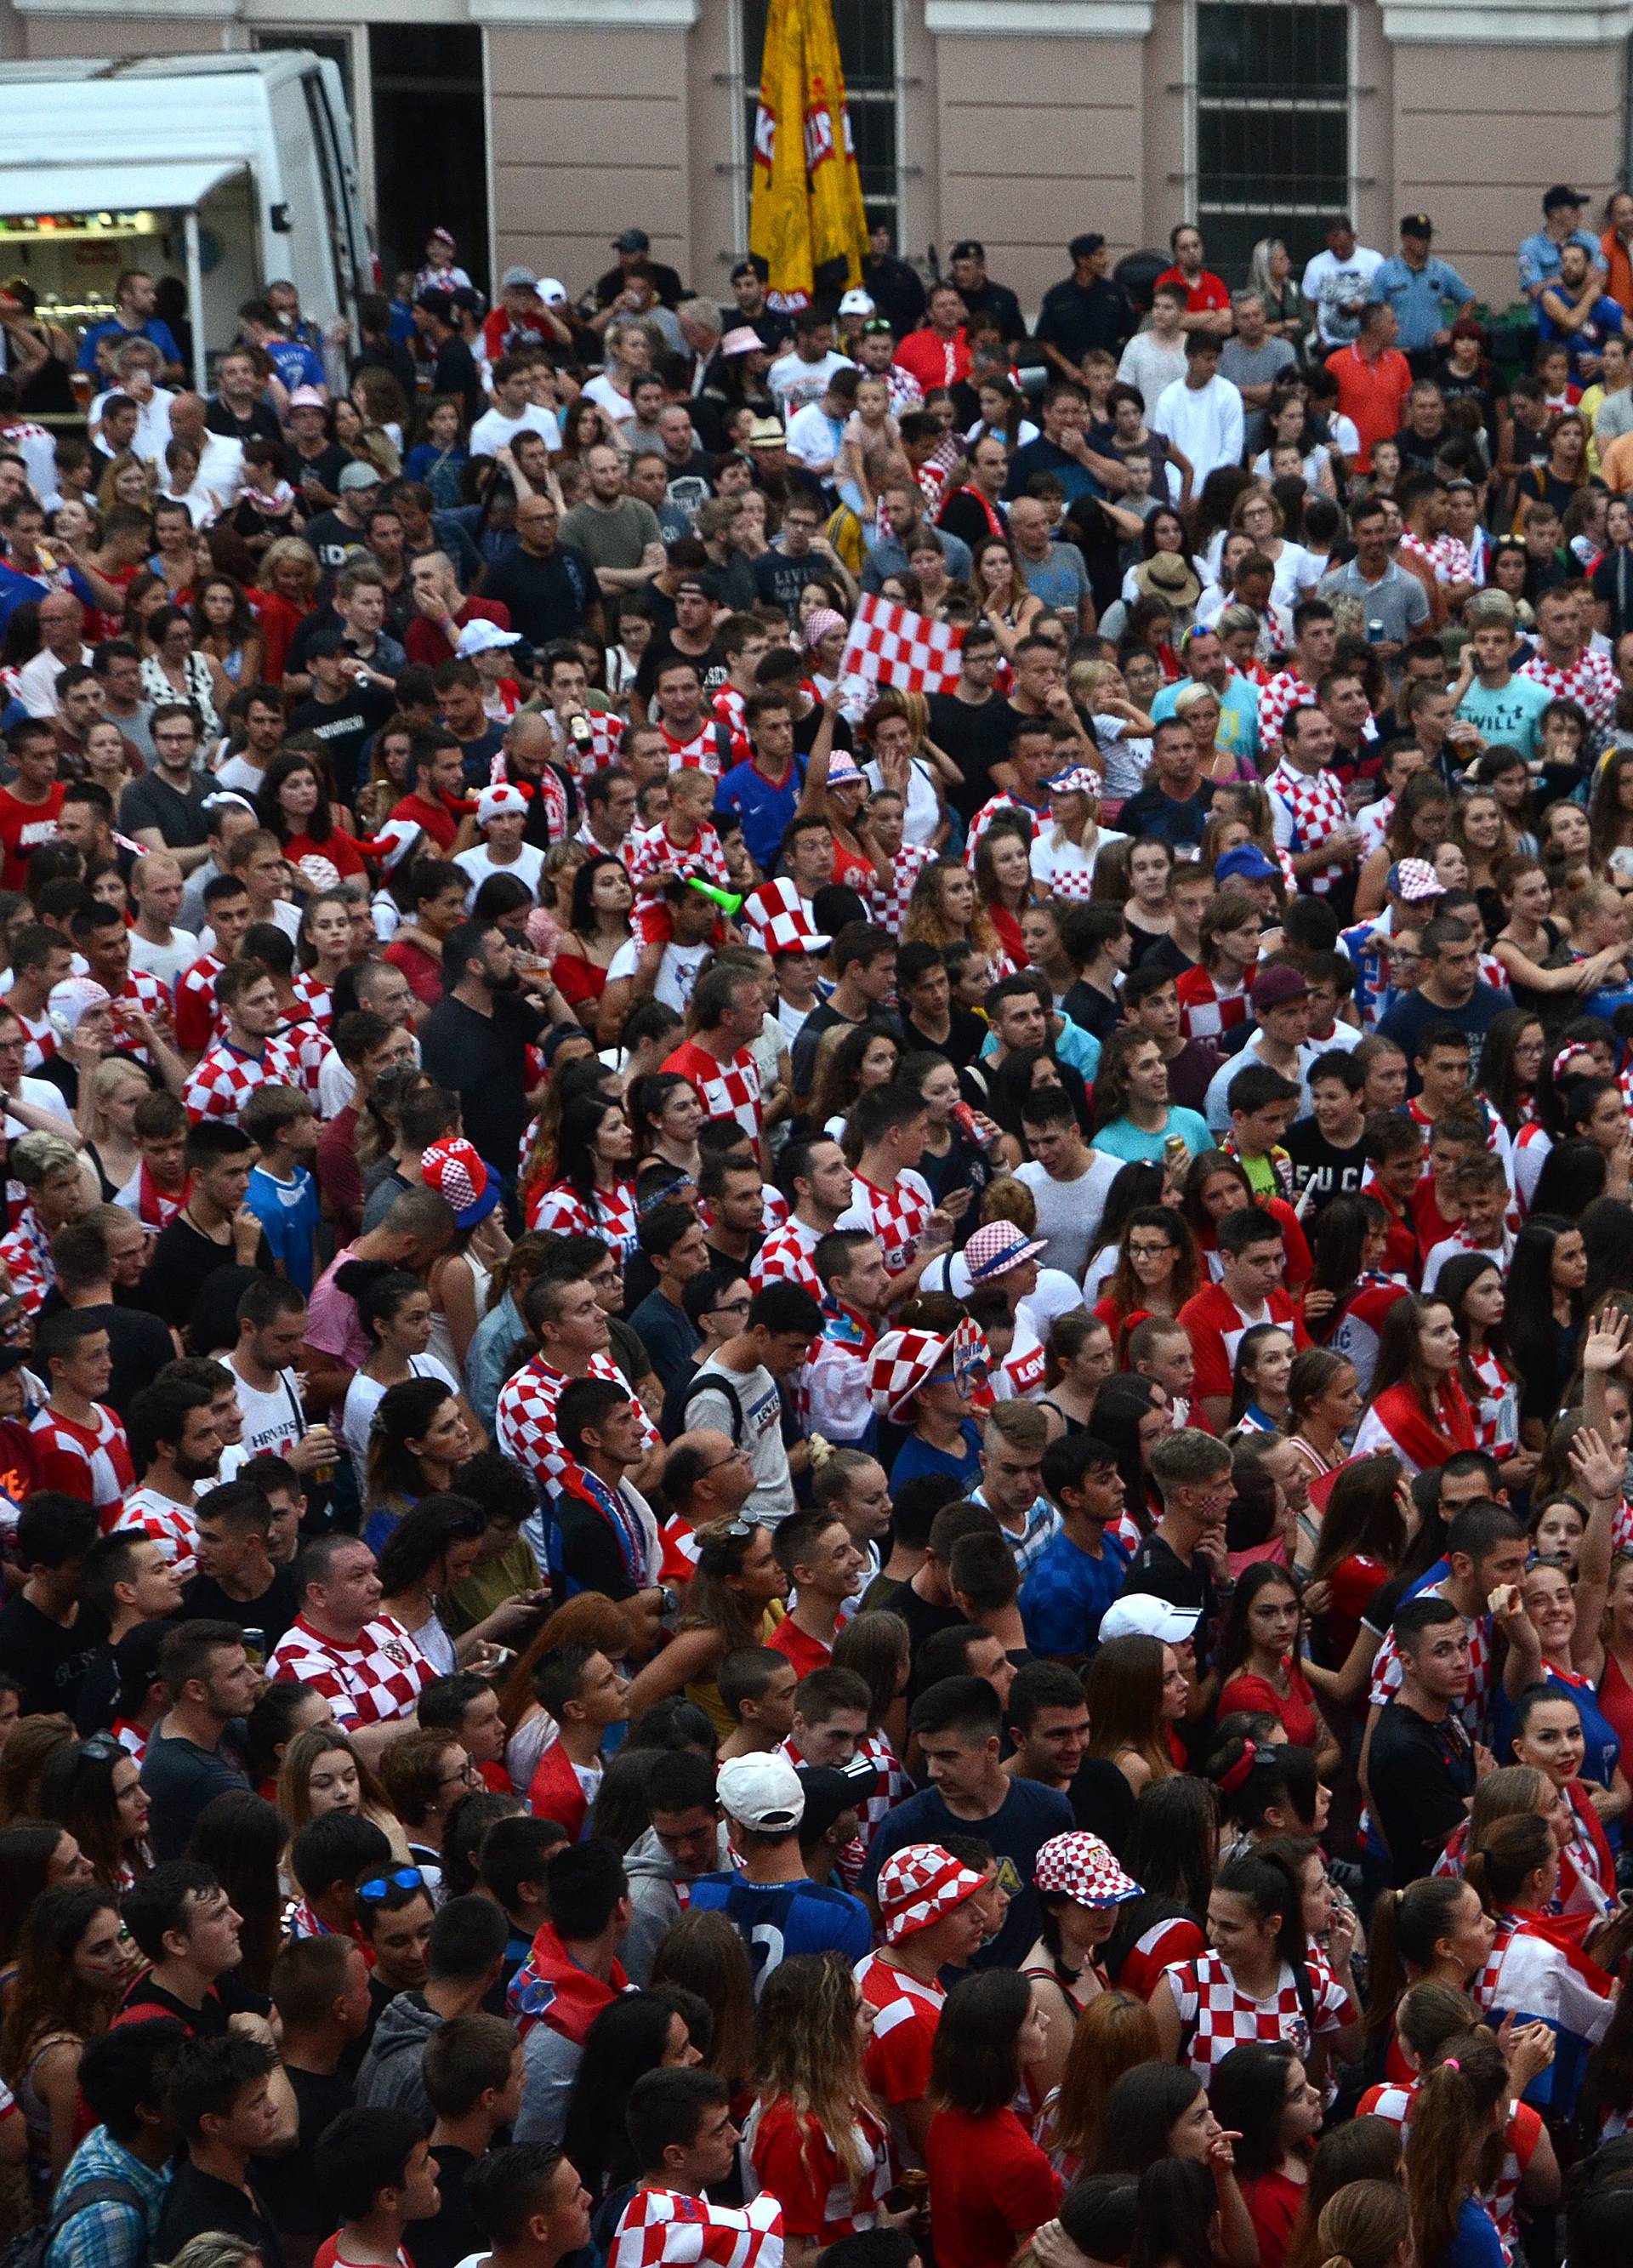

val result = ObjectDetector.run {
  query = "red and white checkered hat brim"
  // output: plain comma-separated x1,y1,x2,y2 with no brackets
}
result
743,880,829,956
1034,1830,1141,1907
868,1327,953,1419
878,1842,986,1943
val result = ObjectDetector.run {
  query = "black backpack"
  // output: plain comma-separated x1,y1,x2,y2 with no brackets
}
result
1,2174,150,2268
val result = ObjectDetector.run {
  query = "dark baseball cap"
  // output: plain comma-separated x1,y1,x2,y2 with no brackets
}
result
949,238,985,262
1544,184,1587,212
613,227,651,253
1070,231,1107,260
1400,213,1433,239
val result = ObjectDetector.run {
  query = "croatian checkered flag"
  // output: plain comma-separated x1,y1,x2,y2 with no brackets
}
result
839,592,964,697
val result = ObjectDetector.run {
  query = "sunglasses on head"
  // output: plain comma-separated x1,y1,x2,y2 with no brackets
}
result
357,1866,425,1904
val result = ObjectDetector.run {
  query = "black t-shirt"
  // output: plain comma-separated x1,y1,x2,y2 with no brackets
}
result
140,1718,253,1861
412,2145,483,2268
254,2064,356,2238
481,544,599,647
290,442,351,503
635,637,727,706
1123,1530,1220,1671
1368,1699,1476,1886
139,1217,276,1333
118,770,211,850
287,683,397,805
181,1565,299,1647
926,689,1015,823
1062,977,1119,1044
205,396,282,444
299,509,370,577
0,1593,108,1718
419,988,549,1179
432,336,484,424
121,1969,269,2031
754,550,834,621
959,279,1028,345
878,1578,969,1696
156,2163,285,2268
1284,1115,1368,1207
1068,1753,1138,1855
36,1294,175,1412
1035,274,1135,361
595,261,687,311
902,1005,990,1073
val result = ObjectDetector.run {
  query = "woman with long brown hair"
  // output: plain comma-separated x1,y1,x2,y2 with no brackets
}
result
1351,1294,1477,1474
1038,1988,1161,2180
902,855,1008,972
1084,1633,1186,1794
625,1519,787,1736
745,1952,893,2262
1402,2027,1511,2268
0,1883,134,2190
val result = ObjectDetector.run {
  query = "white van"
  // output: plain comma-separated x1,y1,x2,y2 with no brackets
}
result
0,51,369,388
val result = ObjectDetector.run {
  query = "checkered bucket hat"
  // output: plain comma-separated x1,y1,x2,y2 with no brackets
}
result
867,1328,953,1421
876,1843,986,1944
743,877,830,955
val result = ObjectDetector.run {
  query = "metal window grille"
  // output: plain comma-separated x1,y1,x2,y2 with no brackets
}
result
1193,0,1350,282
738,0,899,240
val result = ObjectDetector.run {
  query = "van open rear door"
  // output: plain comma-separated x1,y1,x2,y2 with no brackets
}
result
0,155,251,391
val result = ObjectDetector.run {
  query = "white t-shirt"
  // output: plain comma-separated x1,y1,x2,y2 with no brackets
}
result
767,349,853,419
1300,246,1385,345
230,1358,309,1462
580,373,639,426
862,755,941,846
128,926,201,992
784,400,845,470
454,841,546,906
1030,823,1127,898
468,402,561,459
607,935,710,1014
341,1353,460,1482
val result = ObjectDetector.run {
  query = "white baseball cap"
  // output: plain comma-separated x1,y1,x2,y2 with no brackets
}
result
717,1752,804,1832
1098,1595,1201,1645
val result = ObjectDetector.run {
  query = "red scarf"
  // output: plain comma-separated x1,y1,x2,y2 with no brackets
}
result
1371,1375,1477,1470
508,1922,629,2044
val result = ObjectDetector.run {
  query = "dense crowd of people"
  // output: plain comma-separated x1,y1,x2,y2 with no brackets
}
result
7,180,1633,2268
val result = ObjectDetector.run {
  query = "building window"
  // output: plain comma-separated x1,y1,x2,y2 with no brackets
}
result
739,0,899,243
1193,0,1349,281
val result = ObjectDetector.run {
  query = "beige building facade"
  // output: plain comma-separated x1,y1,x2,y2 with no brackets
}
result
3,0,1628,318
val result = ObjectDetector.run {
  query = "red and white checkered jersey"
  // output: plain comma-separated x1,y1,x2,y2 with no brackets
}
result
835,1169,934,1276
555,707,627,778
839,594,964,699
1256,669,1316,747
174,953,227,1056
964,792,1045,870
743,2098,891,2242
29,1399,135,1526
630,819,733,897
855,1948,946,2108
13,1004,54,1073
526,1177,641,1260
1267,757,1352,894
276,1016,328,1103
661,717,750,780
266,1610,434,1729
754,1215,825,1302
1161,1945,1352,2077
1368,1576,1493,1734
114,1486,200,1580
1517,645,1619,727
0,1202,53,1317
109,968,173,1064
292,970,333,1034
663,1038,764,1142
1175,964,1251,1043
1400,530,1475,586
871,841,936,935
607,2185,785,2268
183,1031,308,1123
496,1349,661,1496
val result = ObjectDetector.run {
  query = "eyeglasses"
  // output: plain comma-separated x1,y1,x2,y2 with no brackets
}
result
357,1866,425,1904
439,1762,483,1791
708,1298,751,1317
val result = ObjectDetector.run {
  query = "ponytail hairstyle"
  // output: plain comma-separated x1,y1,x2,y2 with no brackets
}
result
1404,2026,1509,2268
1312,2180,1410,2268
1204,1735,1319,1836
1465,1809,1556,1917
1213,1847,1315,2037
1363,1878,1477,2042
1465,1763,1550,1850
1394,1979,1479,2068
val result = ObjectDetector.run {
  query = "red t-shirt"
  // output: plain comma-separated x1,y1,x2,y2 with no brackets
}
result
388,789,461,853
769,1617,834,1678
403,596,512,672
1153,265,1232,316
1242,2167,1307,2268
0,782,64,890
1216,1662,1320,1749
384,934,445,1009
281,828,370,881
1177,1282,1309,1403
925,2106,1063,2268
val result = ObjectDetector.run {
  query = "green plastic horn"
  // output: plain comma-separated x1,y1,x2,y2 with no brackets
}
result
685,878,744,915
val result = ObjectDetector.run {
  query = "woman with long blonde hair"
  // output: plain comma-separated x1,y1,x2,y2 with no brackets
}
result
745,1952,892,2261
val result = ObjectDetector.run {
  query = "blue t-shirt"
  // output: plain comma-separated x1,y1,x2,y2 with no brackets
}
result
244,1164,321,1296
77,315,181,375
263,336,325,393
1430,2197,1505,2268
889,1421,982,1496
715,756,805,874
686,1871,870,1994
861,1778,1074,1969
1020,1525,1131,1656
1455,673,1553,761
1090,1107,1213,1165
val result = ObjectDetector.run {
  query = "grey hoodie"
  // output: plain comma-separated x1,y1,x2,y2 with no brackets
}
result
355,1989,441,2125
620,1822,733,1985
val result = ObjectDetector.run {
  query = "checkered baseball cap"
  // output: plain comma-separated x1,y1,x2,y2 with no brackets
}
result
868,1327,953,1420
1387,857,1446,903
743,878,830,957
877,1843,986,1944
294,853,344,892
963,1220,1047,1283
477,781,532,826
827,751,865,790
1034,1831,1141,1908
421,1137,500,1228
1047,767,1101,796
